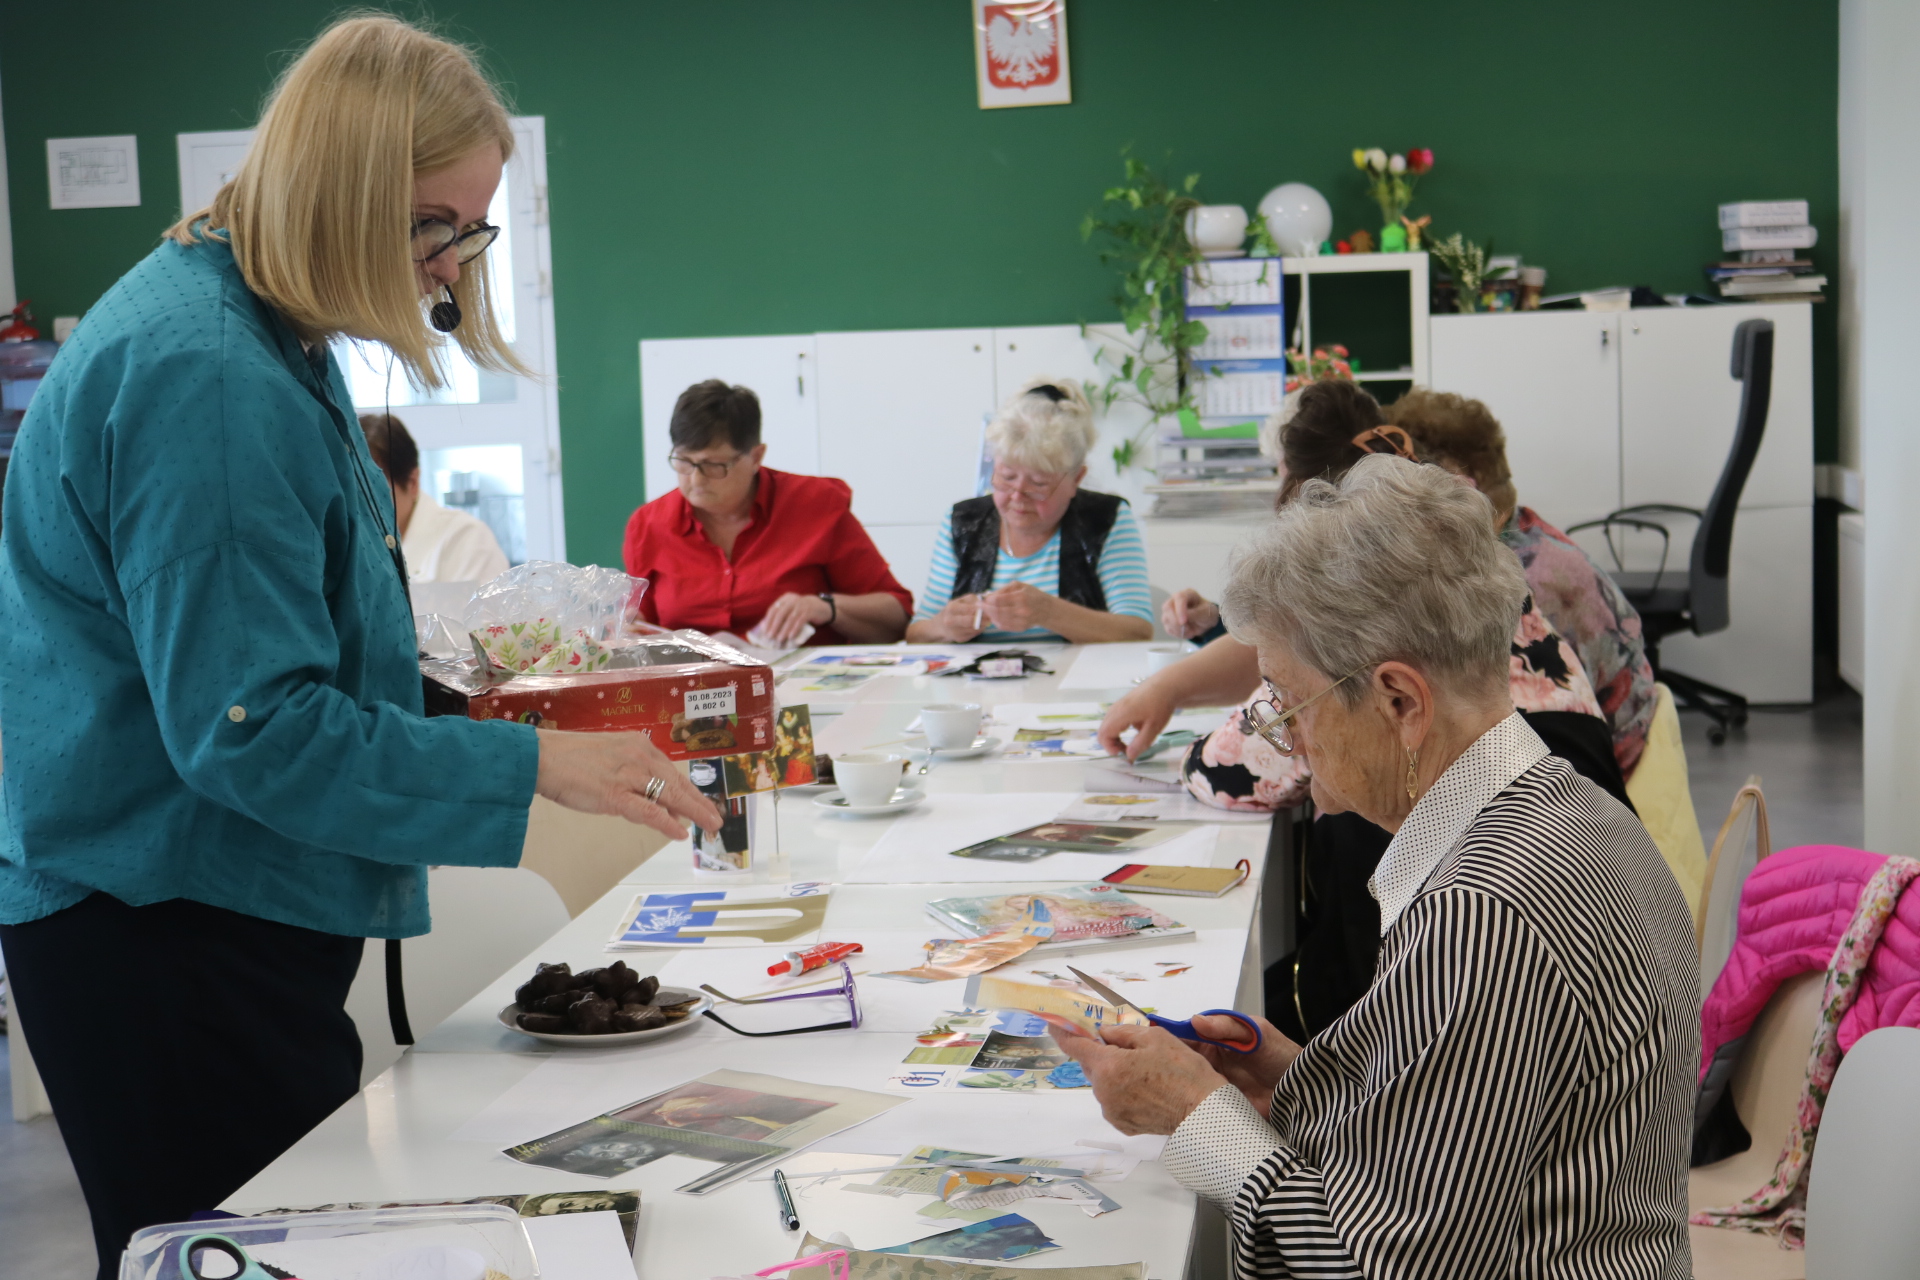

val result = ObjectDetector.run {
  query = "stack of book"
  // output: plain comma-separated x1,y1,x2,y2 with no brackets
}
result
1711,201,1825,302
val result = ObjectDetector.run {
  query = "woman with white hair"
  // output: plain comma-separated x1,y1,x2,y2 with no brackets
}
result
906,378,1151,643
1057,455,1697,1278
0,17,717,1273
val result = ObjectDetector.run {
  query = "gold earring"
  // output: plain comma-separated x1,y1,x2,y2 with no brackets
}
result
1406,748,1420,802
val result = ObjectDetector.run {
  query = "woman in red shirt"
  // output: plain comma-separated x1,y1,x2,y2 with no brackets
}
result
623,380,912,645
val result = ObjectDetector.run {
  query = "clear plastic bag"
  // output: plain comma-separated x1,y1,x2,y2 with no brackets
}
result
462,561,649,675
120,1204,540,1280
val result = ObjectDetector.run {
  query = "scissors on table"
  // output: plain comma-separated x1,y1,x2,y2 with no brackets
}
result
1066,966,1263,1055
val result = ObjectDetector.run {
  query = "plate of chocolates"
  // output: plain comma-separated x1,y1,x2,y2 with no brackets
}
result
499,959,711,1046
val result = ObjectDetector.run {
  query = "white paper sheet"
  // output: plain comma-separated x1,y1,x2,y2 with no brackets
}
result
522,1211,636,1279
843,793,1221,884
1057,644,1164,690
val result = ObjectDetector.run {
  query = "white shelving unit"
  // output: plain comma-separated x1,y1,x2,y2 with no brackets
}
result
1284,251,1431,386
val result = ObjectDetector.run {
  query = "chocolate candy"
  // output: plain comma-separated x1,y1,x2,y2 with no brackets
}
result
611,1005,667,1033
513,962,575,1007
516,1012,568,1034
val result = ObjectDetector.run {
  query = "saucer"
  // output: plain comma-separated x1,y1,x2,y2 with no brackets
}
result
924,735,1002,759
813,787,927,817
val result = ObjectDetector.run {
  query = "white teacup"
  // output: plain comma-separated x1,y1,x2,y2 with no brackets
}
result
921,702,984,751
1145,643,1191,675
836,751,908,808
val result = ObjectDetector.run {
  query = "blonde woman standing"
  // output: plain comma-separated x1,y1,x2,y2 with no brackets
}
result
0,18,716,1275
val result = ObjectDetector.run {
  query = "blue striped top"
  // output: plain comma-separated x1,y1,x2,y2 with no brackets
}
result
915,500,1152,642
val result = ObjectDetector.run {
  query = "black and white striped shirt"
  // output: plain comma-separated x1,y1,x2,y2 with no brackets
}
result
1163,714,1698,1278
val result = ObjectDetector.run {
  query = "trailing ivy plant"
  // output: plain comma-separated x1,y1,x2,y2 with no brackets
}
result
1080,153,1210,471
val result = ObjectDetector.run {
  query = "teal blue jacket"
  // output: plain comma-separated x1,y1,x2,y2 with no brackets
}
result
0,235,539,937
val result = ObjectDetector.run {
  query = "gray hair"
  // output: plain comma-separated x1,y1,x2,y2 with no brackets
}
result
985,377,1097,474
1221,454,1524,702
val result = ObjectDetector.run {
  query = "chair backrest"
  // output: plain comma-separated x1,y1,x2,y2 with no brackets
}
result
1804,1026,1920,1278
1690,319,1774,635
1697,775,1770,995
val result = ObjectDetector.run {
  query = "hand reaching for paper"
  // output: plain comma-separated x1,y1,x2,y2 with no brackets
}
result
755,592,831,647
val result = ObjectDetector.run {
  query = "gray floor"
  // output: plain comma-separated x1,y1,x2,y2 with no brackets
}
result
1678,689,1864,854
0,1040,96,1279
0,690,1868,1279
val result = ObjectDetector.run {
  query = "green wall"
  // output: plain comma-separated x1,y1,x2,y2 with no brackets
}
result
2,1,1840,567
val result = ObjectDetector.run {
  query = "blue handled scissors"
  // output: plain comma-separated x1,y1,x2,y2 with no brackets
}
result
1067,966,1263,1054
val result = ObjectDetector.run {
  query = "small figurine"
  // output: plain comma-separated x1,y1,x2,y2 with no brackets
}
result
1348,229,1376,254
1335,239,1353,255
1400,214,1431,252
1379,224,1408,252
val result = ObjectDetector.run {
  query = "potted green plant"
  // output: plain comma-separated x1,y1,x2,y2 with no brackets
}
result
1080,154,1212,471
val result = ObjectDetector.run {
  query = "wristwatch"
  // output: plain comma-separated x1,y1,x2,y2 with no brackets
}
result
818,592,837,625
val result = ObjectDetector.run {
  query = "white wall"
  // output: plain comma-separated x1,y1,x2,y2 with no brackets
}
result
1842,0,1920,855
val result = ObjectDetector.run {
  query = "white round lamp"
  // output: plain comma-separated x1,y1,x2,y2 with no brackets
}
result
1258,183,1332,257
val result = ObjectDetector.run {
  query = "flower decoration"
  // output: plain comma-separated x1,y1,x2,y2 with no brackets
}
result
1284,343,1355,392
1428,232,1497,313
1351,145,1434,243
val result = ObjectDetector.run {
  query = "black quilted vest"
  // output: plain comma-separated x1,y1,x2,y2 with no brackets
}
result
947,489,1124,612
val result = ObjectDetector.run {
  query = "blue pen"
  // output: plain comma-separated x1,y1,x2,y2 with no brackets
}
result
1067,966,1263,1054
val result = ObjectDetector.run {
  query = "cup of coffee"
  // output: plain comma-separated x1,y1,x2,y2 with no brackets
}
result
1145,643,1191,675
836,751,908,807
920,702,984,751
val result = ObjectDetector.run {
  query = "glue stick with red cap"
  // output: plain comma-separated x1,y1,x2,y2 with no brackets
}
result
768,941,863,977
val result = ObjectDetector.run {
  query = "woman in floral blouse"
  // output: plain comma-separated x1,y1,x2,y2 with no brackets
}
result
1387,388,1659,777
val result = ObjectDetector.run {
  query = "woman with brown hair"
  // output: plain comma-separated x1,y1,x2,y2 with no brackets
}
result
0,17,717,1275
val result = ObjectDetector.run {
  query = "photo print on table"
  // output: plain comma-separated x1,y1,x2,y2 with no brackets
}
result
948,821,1182,864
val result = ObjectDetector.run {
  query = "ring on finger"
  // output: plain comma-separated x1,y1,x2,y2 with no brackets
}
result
643,776,667,804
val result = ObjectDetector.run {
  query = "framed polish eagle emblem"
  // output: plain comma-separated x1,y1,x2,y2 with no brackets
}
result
973,0,1072,109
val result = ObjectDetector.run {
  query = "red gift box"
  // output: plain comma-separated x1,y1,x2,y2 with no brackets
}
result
422,635,775,762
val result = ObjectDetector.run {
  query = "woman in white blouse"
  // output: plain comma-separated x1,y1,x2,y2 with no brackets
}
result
1055,455,1698,1279
360,413,510,583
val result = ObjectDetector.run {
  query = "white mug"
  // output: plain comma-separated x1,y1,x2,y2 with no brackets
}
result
920,702,983,750
836,751,907,807
1145,643,1191,675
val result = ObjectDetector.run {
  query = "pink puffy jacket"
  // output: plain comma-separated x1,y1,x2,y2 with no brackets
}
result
1699,844,1920,1082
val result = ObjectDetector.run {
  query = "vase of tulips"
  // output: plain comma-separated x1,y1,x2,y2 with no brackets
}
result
1352,147,1433,251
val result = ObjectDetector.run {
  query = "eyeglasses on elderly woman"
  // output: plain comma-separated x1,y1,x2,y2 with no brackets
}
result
1242,666,1370,755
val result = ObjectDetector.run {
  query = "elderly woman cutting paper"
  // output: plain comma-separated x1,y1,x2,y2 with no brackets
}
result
1055,456,1697,1278
906,378,1152,644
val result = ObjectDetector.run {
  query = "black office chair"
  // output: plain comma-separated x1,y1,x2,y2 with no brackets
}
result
1567,318,1774,745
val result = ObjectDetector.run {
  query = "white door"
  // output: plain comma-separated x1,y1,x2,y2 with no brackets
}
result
1618,302,1814,512
1428,311,1623,532
333,117,564,565
639,335,818,503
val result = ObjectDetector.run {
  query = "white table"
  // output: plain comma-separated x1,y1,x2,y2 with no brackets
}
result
228,644,1285,1279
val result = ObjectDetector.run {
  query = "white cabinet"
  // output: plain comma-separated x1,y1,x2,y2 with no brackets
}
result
815,328,995,527
639,334,817,504
1620,304,1813,511
1429,310,1623,531
1430,303,1814,703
